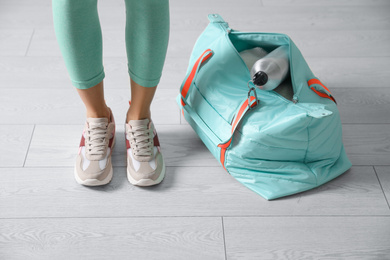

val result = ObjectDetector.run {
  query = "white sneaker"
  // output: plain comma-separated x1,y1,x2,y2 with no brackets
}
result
125,118,165,186
74,108,116,186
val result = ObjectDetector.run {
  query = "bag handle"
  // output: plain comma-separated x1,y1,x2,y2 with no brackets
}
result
180,49,213,107
180,48,259,170
218,95,258,170
308,78,336,104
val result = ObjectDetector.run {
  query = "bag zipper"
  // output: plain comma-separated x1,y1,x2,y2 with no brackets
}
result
248,77,295,105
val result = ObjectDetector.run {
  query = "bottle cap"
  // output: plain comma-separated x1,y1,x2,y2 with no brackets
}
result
253,71,268,86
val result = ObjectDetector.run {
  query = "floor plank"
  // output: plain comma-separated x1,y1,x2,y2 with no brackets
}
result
0,88,179,125
1,166,388,218
375,166,390,210
0,0,123,6
170,5,390,31
0,217,224,260
223,216,390,260
343,124,390,166
0,56,69,89
284,166,389,215
283,30,390,57
306,57,390,89
0,125,34,167
333,88,390,124
0,5,53,28
0,29,33,56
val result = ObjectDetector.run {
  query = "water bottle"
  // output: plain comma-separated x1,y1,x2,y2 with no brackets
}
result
250,45,289,91
239,47,268,72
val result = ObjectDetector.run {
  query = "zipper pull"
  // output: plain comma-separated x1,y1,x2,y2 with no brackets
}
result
292,95,298,103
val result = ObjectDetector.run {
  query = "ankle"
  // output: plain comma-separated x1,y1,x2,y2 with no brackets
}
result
126,110,151,123
87,106,111,120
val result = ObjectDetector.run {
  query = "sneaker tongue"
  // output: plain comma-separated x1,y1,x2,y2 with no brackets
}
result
87,117,109,124
129,118,150,127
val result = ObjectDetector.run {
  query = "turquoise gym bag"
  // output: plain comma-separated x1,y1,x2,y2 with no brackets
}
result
176,14,352,200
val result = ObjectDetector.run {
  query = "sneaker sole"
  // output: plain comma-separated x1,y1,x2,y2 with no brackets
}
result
74,166,113,186
127,158,166,186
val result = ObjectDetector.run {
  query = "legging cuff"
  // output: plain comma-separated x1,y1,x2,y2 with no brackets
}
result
71,68,105,90
128,68,161,88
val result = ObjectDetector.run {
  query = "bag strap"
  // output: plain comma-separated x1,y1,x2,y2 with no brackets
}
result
308,78,336,104
218,95,258,170
180,49,213,107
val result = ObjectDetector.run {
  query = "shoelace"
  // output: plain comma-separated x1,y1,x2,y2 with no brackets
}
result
127,124,153,157
85,122,109,156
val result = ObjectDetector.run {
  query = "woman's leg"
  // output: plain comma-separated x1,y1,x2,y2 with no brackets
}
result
76,81,110,120
53,0,114,187
124,0,170,122
124,0,169,186
127,78,155,120
52,0,109,119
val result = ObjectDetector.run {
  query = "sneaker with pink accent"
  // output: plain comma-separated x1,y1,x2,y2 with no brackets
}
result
125,118,165,186
74,108,116,186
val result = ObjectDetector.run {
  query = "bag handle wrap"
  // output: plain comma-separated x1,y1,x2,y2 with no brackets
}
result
180,49,213,107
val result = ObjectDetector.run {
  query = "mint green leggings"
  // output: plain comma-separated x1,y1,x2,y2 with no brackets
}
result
52,0,169,89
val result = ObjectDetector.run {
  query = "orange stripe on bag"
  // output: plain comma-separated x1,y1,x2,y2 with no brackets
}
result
308,79,336,103
218,96,257,169
218,137,232,170
181,49,213,106
308,79,332,93
231,96,256,133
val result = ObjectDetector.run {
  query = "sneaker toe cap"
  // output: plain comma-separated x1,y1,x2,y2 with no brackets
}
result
76,155,112,181
128,152,164,181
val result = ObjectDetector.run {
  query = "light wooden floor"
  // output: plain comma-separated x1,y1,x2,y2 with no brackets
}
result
1,0,390,259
